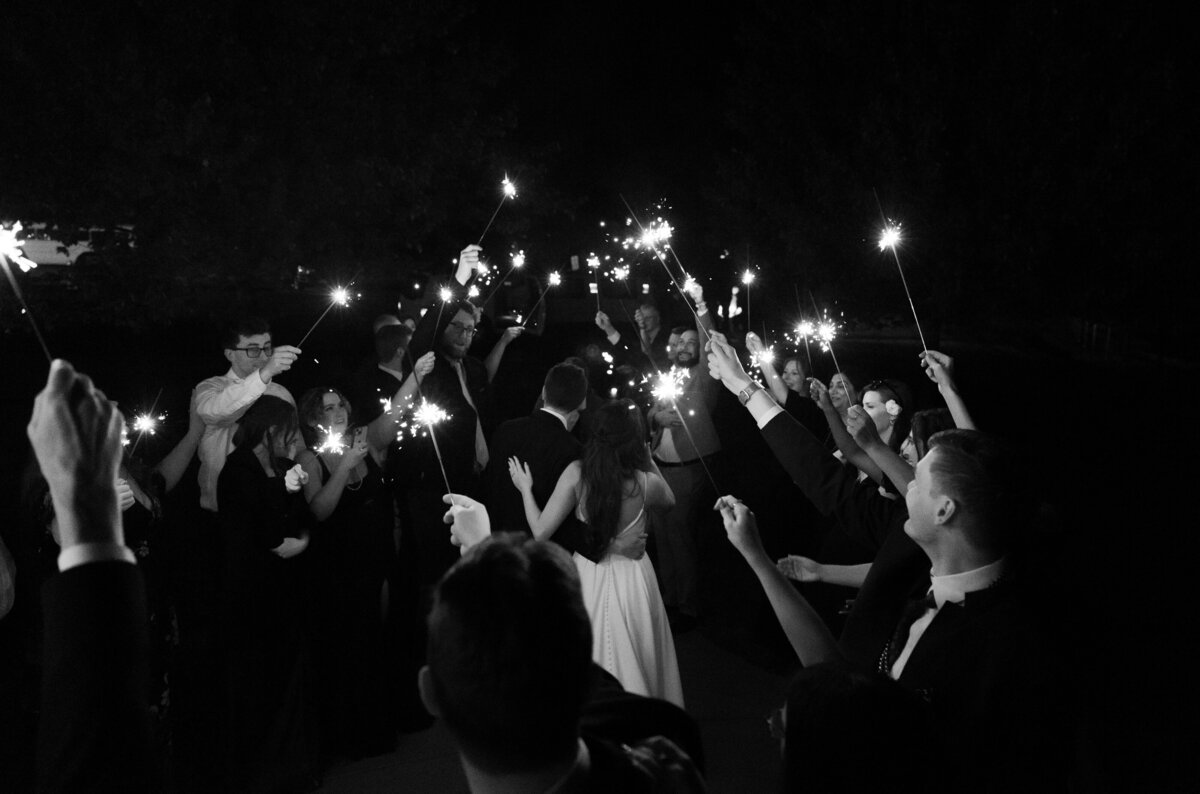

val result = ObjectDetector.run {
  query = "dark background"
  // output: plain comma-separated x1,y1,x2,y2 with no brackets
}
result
2,0,1197,787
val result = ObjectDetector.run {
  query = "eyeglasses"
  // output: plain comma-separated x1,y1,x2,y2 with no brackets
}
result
447,321,477,337
231,343,274,358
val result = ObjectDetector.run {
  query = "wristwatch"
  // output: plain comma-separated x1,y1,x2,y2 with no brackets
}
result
737,380,764,406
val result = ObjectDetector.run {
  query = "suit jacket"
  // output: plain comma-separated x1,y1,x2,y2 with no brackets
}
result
758,410,1070,789
38,562,156,793
347,363,405,425
485,410,582,537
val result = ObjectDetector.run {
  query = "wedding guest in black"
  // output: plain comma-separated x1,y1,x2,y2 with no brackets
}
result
485,362,588,539
745,333,825,435
347,323,414,426
422,521,706,792
217,395,317,791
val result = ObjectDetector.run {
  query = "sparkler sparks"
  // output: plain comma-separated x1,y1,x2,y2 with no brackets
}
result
651,368,690,403
512,250,526,268
502,175,518,199
878,225,902,251
439,287,454,303
331,286,351,306
612,265,630,281
751,347,775,368
132,413,166,435
467,285,480,299
548,271,562,287
479,175,519,244
741,270,756,286
816,320,838,352
315,425,347,455
414,399,453,494
795,321,816,340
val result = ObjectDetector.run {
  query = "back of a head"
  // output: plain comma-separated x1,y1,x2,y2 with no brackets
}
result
427,535,592,773
231,395,297,452
220,316,270,350
910,408,955,460
543,362,588,413
927,429,1028,551
580,400,647,553
375,324,413,364
782,664,932,793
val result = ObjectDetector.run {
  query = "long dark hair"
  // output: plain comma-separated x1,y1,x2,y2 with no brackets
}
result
860,379,913,456
297,387,354,450
580,400,649,553
231,395,298,476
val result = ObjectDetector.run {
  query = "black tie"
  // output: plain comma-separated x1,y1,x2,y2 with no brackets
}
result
884,591,937,672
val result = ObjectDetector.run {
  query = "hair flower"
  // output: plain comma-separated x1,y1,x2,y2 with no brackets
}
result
885,399,902,417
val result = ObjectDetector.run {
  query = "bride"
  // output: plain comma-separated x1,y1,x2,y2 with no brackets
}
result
508,399,683,706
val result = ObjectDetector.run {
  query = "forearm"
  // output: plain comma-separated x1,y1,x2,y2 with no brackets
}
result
484,338,509,383
519,488,554,540
759,362,789,403
861,439,914,493
194,373,267,422
367,377,417,450
155,425,203,492
743,547,842,666
814,562,872,589
941,386,977,430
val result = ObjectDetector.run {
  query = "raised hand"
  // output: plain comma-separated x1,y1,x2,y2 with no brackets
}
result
335,436,369,474
27,360,125,548
261,345,301,380
684,279,704,304
713,495,766,562
507,456,534,494
745,332,765,356
412,350,436,382
457,244,482,283
501,326,524,344
809,378,834,410
845,405,882,447
595,311,616,336
705,332,752,393
443,492,492,553
777,555,822,583
921,350,957,392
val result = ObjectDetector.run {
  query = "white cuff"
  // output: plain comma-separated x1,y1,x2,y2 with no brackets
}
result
748,390,784,429
58,542,137,572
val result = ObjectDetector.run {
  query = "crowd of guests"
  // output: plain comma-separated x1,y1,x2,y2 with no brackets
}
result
2,242,1081,792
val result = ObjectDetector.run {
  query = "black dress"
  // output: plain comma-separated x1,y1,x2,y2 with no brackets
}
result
217,445,316,792
308,452,397,755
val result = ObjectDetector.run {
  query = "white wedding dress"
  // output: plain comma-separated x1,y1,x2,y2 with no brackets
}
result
573,472,684,707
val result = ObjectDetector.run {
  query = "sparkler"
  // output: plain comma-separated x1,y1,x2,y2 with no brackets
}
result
479,249,526,307
297,284,354,348
478,174,518,245
794,320,815,371
0,221,52,361
588,254,601,310
315,424,347,455
649,367,720,493
808,291,854,406
618,196,709,341
414,399,453,495
877,222,928,353
741,269,755,332
519,271,561,329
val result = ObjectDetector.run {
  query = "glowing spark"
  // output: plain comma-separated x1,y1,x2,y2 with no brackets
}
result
879,225,902,251
380,397,393,414
612,265,630,281
751,348,775,368
315,425,347,455
502,175,517,199
795,321,816,340
131,413,166,435
0,222,37,272
467,285,480,299
439,287,453,302
414,399,450,428
512,250,526,268
548,271,562,287
817,320,839,352
651,367,690,403
331,286,350,306
742,270,755,286
587,254,601,270
682,276,697,294
601,352,614,363
475,262,489,275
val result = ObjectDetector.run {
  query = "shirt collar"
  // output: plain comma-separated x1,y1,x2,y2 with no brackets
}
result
377,363,405,380
929,557,1006,609
539,407,571,430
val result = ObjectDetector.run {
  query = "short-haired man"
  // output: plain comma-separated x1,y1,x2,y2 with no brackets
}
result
194,317,299,512
349,323,414,425
485,363,588,539
595,300,672,376
421,529,705,791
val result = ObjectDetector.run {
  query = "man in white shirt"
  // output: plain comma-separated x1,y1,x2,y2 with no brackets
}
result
194,317,300,512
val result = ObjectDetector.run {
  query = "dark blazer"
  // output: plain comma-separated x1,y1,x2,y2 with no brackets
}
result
38,561,156,793
485,409,582,537
758,409,1070,789
347,364,405,425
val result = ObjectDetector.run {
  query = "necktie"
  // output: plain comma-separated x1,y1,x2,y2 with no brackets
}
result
452,360,489,470
884,590,937,672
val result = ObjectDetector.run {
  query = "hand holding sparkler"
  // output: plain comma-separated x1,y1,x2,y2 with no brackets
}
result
594,311,617,338
845,405,883,449
704,332,754,395
116,479,136,512
456,245,483,286
809,379,834,411
919,350,956,394
260,345,301,382
334,435,369,473
442,493,492,554
411,350,437,384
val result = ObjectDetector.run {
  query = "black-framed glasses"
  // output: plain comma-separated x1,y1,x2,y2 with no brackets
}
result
447,321,477,337
231,343,274,358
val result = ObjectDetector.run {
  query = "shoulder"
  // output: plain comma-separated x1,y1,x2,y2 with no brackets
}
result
194,373,232,392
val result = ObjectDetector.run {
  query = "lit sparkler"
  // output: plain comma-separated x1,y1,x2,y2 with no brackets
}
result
651,367,690,403
478,174,518,245
878,225,901,251
751,347,775,369
414,399,453,494
741,269,755,331
589,254,601,310
877,220,928,353
0,221,52,361
467,285,480,299
479,249,526,307
297,283,356,348
315,424,347,455
519,271,561,328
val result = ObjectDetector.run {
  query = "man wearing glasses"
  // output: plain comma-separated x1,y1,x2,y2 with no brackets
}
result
194,317,301,512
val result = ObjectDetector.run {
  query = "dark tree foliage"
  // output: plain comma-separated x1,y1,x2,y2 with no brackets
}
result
710,1,1194,337
0,0,522,326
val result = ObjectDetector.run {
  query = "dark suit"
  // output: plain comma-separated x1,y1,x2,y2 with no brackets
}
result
758,409,1070,789
347,364,405,425
38,561,156,793
485,409,582,537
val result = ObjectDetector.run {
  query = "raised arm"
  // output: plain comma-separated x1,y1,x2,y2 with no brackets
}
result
716,496,842,666
509,458,581,540
642,455,676,511
810,378,885,483
194,346,300,424
410,245,479,358
921,350,976,430
484,326,524,383
846,406,914,492
155,391,205,492
746,332,789,404
365,351,435,452
778,555,873,589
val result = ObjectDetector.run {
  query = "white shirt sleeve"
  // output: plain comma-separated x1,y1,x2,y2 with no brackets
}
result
58,542,137,572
